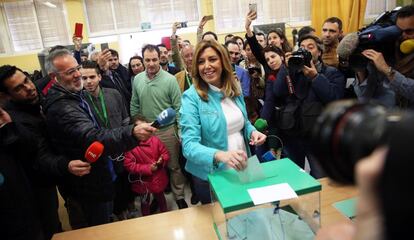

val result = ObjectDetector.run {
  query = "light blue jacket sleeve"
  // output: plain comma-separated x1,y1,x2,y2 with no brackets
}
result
180,90,217,177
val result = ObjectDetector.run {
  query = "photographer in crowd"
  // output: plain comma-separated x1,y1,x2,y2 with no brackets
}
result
360,4,414,109
272,34,345,178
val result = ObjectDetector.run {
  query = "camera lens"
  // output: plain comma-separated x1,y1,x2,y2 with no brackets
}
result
288,56,305,70
310,100,403,184
288,48,312,71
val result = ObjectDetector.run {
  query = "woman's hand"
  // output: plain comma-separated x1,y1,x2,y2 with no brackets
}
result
245,11,257,37
249,130,266,145
215,150,248,171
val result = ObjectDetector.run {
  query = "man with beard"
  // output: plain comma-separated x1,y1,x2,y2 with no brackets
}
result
0,65,85,239
321,17,343,68
360,4,414,109
157,44,180,75
108,49,131,92
43,49,156,228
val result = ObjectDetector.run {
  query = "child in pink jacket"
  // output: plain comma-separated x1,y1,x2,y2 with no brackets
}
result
124,115,170,216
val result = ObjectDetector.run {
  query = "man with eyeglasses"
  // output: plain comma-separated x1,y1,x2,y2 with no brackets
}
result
43,49,156,228
0,64,87,239
358,4,414,109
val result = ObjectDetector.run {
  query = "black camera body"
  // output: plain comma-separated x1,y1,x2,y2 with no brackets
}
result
311,100,412,184
288,47,312,71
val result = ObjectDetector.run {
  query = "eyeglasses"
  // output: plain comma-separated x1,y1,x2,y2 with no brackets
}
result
56,65,82,76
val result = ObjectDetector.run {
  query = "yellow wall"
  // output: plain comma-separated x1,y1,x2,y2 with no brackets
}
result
0,0,300,73
0,53,40,73
66,0,88,42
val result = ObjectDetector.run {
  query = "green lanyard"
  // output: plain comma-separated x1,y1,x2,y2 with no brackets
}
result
87,90,109,128
185,72,192,88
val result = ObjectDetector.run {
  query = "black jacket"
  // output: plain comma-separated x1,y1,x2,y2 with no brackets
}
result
114,64,131,93
43,84,138,201
5,99,69,187
0,123,44,240
101,70,132,113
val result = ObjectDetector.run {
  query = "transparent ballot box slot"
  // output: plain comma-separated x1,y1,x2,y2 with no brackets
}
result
208,158,321,240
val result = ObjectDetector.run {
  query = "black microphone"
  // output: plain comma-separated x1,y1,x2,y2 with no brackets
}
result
151,108,176,128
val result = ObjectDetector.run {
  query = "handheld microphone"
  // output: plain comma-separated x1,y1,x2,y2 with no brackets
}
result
151,108,176,128
337,32,359,59
84,141,104,163
254,118,268,132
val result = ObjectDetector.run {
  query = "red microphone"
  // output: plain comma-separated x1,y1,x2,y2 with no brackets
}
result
84,141,104,163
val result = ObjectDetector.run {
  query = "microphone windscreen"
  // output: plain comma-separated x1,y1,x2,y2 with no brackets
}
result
254,118,268,132
84,141,104,163
337,32,359,59
154,107,176,127
400,39,414,54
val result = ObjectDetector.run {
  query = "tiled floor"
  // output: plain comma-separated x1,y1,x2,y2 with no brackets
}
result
58,184,198,231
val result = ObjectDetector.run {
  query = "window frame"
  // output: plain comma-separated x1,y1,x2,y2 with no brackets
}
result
83,0,201,38
212,0,311,34
365,0,397,21
0,0,71,55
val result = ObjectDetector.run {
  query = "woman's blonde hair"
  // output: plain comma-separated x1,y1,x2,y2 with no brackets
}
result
191,40,241,101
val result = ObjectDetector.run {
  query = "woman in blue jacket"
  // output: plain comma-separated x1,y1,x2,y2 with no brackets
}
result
180,40,266,204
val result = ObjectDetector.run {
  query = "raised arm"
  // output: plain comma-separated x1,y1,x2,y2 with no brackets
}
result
171,22,184,70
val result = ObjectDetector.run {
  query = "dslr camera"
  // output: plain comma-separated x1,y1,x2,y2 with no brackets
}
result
310,100,413,184
288,47,312,71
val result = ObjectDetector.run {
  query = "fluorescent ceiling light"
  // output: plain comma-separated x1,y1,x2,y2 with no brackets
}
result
43,1,57,8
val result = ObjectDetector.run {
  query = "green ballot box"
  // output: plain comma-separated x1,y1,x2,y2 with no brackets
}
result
208,158,322,240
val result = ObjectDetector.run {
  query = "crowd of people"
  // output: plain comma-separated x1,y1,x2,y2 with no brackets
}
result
1,4,414,240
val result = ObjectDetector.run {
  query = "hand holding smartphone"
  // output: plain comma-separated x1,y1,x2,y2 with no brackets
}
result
249,3,257,20
179,21,188,28
100,43,109,50
249,3,257,13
